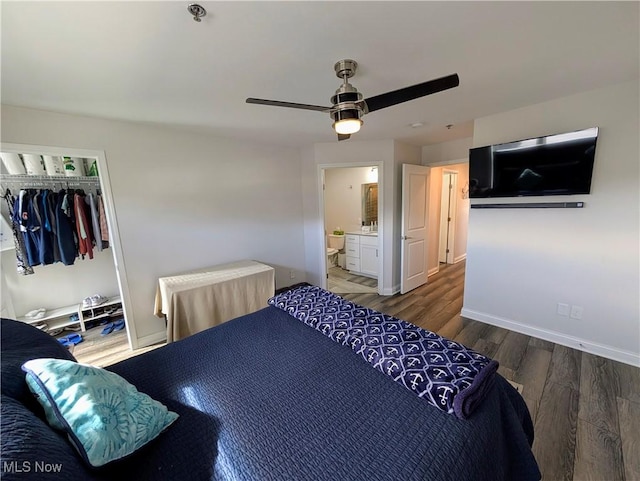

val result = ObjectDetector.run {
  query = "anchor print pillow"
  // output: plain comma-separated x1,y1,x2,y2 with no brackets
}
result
22,358,179,467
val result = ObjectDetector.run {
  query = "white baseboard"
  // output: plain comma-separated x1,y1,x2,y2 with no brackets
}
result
135,331,167,350
461,308,640,367
428,266,440,277
381,284,400,296
454,254,467,263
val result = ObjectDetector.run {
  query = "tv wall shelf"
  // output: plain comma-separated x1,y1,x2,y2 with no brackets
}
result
470,202,584,209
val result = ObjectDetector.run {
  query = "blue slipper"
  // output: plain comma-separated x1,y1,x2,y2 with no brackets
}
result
67,333,83,345
113,319,125,332
57,333,83,346
57,337,73,347
101,323,115,335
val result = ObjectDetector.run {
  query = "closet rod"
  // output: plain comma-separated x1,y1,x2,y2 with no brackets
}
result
0,174,100,188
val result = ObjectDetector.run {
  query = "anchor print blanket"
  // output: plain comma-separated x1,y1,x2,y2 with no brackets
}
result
268,285,499,419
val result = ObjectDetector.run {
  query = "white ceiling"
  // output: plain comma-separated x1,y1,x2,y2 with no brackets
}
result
2,1,638,148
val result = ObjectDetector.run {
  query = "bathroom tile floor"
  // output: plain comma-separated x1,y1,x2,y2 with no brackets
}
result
327,266,377,294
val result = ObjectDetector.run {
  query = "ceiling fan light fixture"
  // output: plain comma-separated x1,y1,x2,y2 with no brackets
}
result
246,59,460,138
334,118,362,135
331,106,363,134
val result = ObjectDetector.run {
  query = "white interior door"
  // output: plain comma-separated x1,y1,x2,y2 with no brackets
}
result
439,171,458,264
401,164,430,294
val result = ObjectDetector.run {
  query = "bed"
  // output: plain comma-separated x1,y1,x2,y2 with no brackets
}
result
1,286,541,480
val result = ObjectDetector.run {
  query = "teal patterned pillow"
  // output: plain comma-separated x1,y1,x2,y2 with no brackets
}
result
21,358,179,467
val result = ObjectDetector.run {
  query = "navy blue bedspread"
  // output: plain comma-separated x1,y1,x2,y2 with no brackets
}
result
268,285,499,419
85,306,540,481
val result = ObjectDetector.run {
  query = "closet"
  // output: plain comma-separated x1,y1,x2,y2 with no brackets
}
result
0,148,129,346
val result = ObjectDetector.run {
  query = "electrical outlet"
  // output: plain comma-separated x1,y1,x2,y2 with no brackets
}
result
570,305,583,320
557,303,570,316
289,270,296,279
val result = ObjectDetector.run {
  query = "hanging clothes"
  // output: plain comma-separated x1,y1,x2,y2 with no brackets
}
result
18,190,41,268
97,194,109,247
86,193,102,253
56,189,77,266
37,190,55,266
2,178,106,273
43,189,61,264
74,191,93,260
3,190,34,276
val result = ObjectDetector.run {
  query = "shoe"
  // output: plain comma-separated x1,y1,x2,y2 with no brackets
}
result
101,323,115,335
58,337,73,348
90,295,109,307
81,297,92,309
57,333,83,346
24,308,46,320
113,319,125,331
68,333,83,345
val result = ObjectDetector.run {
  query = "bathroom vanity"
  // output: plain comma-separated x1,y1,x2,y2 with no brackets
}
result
345,233,378,278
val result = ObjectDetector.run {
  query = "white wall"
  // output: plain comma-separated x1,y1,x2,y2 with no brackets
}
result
324,167,375,234
0,267,16,319
422,137,472,164
1,105,306,347
463,80,639,366
2,248,119,316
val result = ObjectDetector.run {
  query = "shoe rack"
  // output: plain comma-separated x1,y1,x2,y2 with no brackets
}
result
18,295,124,334
78,296,124,328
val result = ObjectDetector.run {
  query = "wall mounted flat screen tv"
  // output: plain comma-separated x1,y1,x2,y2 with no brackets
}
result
469,127,598,198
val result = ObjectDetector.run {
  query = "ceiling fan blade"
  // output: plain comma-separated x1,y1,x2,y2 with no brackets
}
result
337,133,351,141
246,98,331,112
363,73,459,113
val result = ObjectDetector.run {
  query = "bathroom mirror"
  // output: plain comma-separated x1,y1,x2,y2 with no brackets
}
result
361,183,378,226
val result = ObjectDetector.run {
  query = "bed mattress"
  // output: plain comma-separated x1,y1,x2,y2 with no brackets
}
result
98,305,540,480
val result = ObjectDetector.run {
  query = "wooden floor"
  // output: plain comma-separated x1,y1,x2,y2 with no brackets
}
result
72,261,640,480
70,323,164,368
342,261,640,481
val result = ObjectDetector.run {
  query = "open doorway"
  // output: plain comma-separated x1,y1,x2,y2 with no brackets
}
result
320,164,382,295
425,161,470,279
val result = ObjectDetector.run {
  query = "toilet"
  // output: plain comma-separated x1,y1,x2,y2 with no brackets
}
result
327,234,345,267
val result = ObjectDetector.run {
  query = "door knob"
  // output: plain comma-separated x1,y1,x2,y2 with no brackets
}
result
401,235,413,240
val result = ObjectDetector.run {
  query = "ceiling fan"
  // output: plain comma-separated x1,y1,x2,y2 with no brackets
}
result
246,59,459,140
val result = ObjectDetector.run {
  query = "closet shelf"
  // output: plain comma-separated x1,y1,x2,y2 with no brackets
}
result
18,296,124,334
18,304,81,332
78,296,123,324
18,304,78,326
0,174,100,185
81,308,124,323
